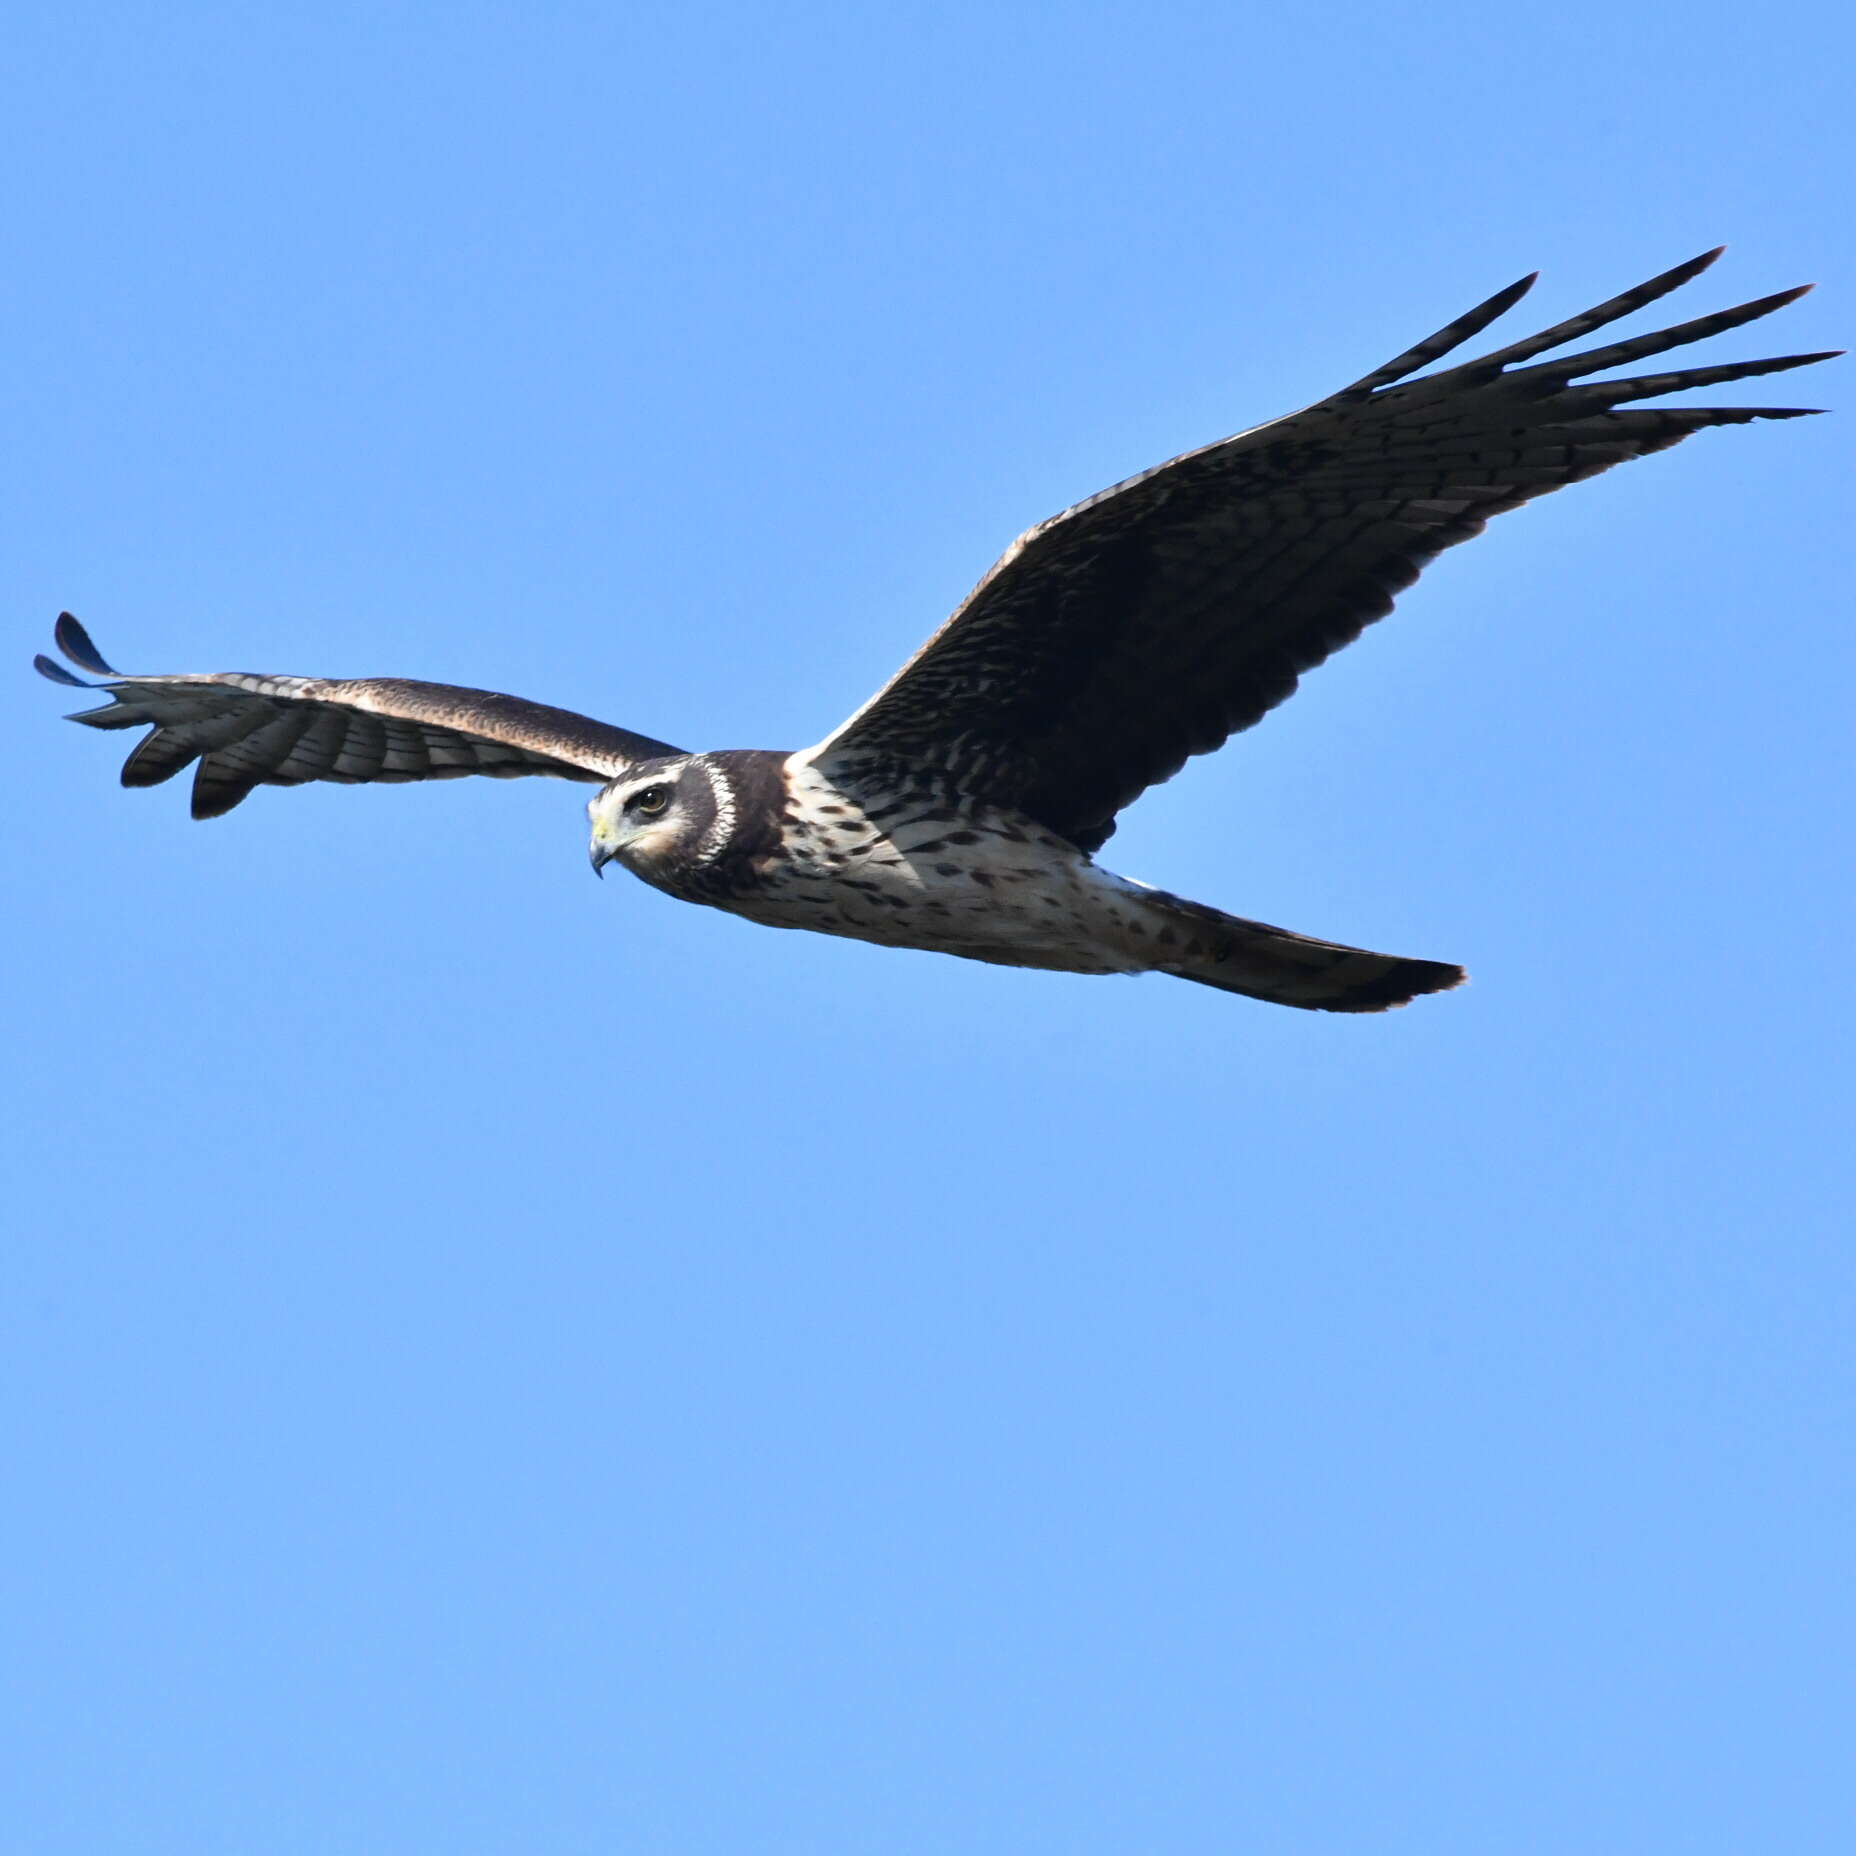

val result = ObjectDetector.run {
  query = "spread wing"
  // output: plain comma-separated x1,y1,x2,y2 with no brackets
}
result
37,613,681,819
811,249,1836,853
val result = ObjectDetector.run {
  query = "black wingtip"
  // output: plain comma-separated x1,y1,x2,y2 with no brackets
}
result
1664,246,1728,288
1478,270,1541,323
54,612,119,677
1336,268,1544,400
35,651,94,688
190,770,254,819
1746,282,1815,314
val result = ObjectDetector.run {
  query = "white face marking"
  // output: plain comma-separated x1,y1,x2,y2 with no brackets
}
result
588,767,687,864
695,757,737,862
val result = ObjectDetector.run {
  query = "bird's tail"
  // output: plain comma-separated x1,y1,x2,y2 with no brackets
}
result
1146,892,1464,1013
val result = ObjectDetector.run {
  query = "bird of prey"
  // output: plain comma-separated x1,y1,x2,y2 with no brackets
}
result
37,250,1833,1010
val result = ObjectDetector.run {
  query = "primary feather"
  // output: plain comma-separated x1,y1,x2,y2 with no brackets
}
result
814,247,1833,853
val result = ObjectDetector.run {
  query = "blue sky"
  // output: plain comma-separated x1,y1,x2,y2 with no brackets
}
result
5,3,1852,1851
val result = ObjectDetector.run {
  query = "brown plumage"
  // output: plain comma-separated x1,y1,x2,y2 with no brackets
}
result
37,250,1835,1010
818,248,1833,853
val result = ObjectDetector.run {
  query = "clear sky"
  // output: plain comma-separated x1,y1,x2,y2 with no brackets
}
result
5,3,1852,1851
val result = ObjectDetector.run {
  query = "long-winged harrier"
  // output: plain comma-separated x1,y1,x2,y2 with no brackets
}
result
37,249,1833,1010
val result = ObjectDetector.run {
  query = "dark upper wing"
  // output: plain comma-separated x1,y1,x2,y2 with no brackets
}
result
810,249,1837,853
36,613,682,819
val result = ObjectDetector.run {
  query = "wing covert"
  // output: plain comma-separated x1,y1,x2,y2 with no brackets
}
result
38,613,681,818
811,250,1835,852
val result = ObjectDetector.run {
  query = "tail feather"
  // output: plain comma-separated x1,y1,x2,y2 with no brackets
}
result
1149,894,1463,1013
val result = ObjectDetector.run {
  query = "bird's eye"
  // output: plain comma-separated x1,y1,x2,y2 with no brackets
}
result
631,784,671,816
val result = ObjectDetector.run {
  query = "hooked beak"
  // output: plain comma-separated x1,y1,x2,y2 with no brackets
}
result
589,815,621,878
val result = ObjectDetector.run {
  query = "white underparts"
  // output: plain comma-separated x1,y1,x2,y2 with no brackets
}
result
721,753,1185,976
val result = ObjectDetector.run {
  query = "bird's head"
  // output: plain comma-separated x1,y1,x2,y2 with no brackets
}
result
587,757,713,881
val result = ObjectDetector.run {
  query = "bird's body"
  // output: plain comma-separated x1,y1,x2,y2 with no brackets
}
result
739,775,1156,974
598,746,1462,1008
37,250,1834,1011
593,747,1159,969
